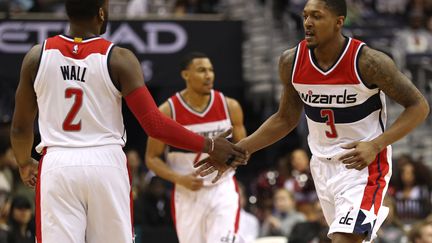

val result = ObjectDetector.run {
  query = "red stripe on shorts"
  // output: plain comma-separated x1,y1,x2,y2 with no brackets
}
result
233,177,241,233
360,148,389,214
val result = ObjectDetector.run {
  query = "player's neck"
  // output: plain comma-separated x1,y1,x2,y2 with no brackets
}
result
181,90,211,112
68,22,100,39
313,35,346,69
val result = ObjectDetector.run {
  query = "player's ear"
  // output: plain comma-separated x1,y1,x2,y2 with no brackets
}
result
181,70,189,80
336,16,345,28
99,8,105,22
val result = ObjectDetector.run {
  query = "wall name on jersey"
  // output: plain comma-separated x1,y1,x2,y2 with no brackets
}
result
60,65,87,82
299,89,357,104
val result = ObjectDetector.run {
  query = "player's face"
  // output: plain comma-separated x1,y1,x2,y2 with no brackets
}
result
303,0,344,49
184,58,214,95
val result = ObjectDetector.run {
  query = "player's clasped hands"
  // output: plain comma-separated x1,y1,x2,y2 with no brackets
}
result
195,130,250,183
18,158,39,188
340,140,381,171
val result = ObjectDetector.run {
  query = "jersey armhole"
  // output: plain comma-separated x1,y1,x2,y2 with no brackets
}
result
168,98,176,120
106,44,122,93
355,44,378,90
291,45,300,84
33,40,46,89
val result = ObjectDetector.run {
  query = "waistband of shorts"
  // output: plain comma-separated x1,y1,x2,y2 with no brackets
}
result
44,144,123,153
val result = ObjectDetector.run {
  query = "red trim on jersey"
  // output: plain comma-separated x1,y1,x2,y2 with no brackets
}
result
233,177,241,234
44,35,112,60
360,148,390,214
126,159,135,239
293,38,364,85
36,148,47,243
170,90,229,125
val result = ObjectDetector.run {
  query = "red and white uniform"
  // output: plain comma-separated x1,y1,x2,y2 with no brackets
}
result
292,37,391,242
166,90,240,243
34,35,132,243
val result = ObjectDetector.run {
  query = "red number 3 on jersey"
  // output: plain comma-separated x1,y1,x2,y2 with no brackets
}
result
63,88,83,131
320,109,338,138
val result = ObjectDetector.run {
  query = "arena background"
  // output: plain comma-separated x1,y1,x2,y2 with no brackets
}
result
0,0,431,242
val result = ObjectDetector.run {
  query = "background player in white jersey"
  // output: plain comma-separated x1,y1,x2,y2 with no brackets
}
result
145,52,247,243
9,0,247,242
196,0,430,242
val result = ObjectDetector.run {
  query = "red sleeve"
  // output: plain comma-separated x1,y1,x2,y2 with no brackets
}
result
124,86,206,152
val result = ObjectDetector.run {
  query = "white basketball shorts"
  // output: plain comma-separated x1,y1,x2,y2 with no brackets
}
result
310,146,392,242
36,145,133,243
172,177,240,243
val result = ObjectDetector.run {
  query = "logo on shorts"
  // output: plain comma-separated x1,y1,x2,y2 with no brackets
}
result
339,211,354,225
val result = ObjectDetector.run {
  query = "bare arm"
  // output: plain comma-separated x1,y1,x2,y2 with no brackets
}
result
10,45,41,166
226,97,247,143
239,48,304,154
360,47,429,150
341,47,429,169
145,102,203,191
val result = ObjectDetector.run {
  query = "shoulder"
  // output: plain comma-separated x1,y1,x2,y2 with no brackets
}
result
25,44,43,65
158,101,172,118
224,96,242,111
23,44,43,80
358,46,396,85
279,47,298,69
279,47,298,84
110,46,138,64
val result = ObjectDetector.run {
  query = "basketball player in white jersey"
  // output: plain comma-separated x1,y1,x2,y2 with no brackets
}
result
145,52,247,243
9,0,247,242
196,0,430,242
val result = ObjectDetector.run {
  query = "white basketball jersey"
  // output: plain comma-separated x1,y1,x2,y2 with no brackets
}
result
34,35,125,153
165,90,234,186
292,38,387,158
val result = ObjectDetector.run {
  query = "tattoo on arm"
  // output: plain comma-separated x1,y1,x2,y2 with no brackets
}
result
359,47,425,107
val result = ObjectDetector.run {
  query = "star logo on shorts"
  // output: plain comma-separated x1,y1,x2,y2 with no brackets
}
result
360,205,377,227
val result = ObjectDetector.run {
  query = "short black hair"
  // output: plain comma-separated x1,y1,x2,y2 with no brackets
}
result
66,0,105,20
180,52,209,71
320,0,347,18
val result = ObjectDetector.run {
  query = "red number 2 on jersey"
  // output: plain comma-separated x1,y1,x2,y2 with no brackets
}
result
63,88,83,131
320,109,338,138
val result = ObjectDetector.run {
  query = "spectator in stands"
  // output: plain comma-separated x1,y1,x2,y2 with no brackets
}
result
127,0,176,17
288,200,330,243
391,156,432,226
392,9,432,70
0,125,13,199
125,148,147,200
283,148,317,220
376,196,407,243
133,176,173,227
238,182,259,243
283,149,316,204
408,218,432,243
7,195,34,243
260,188,305,238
